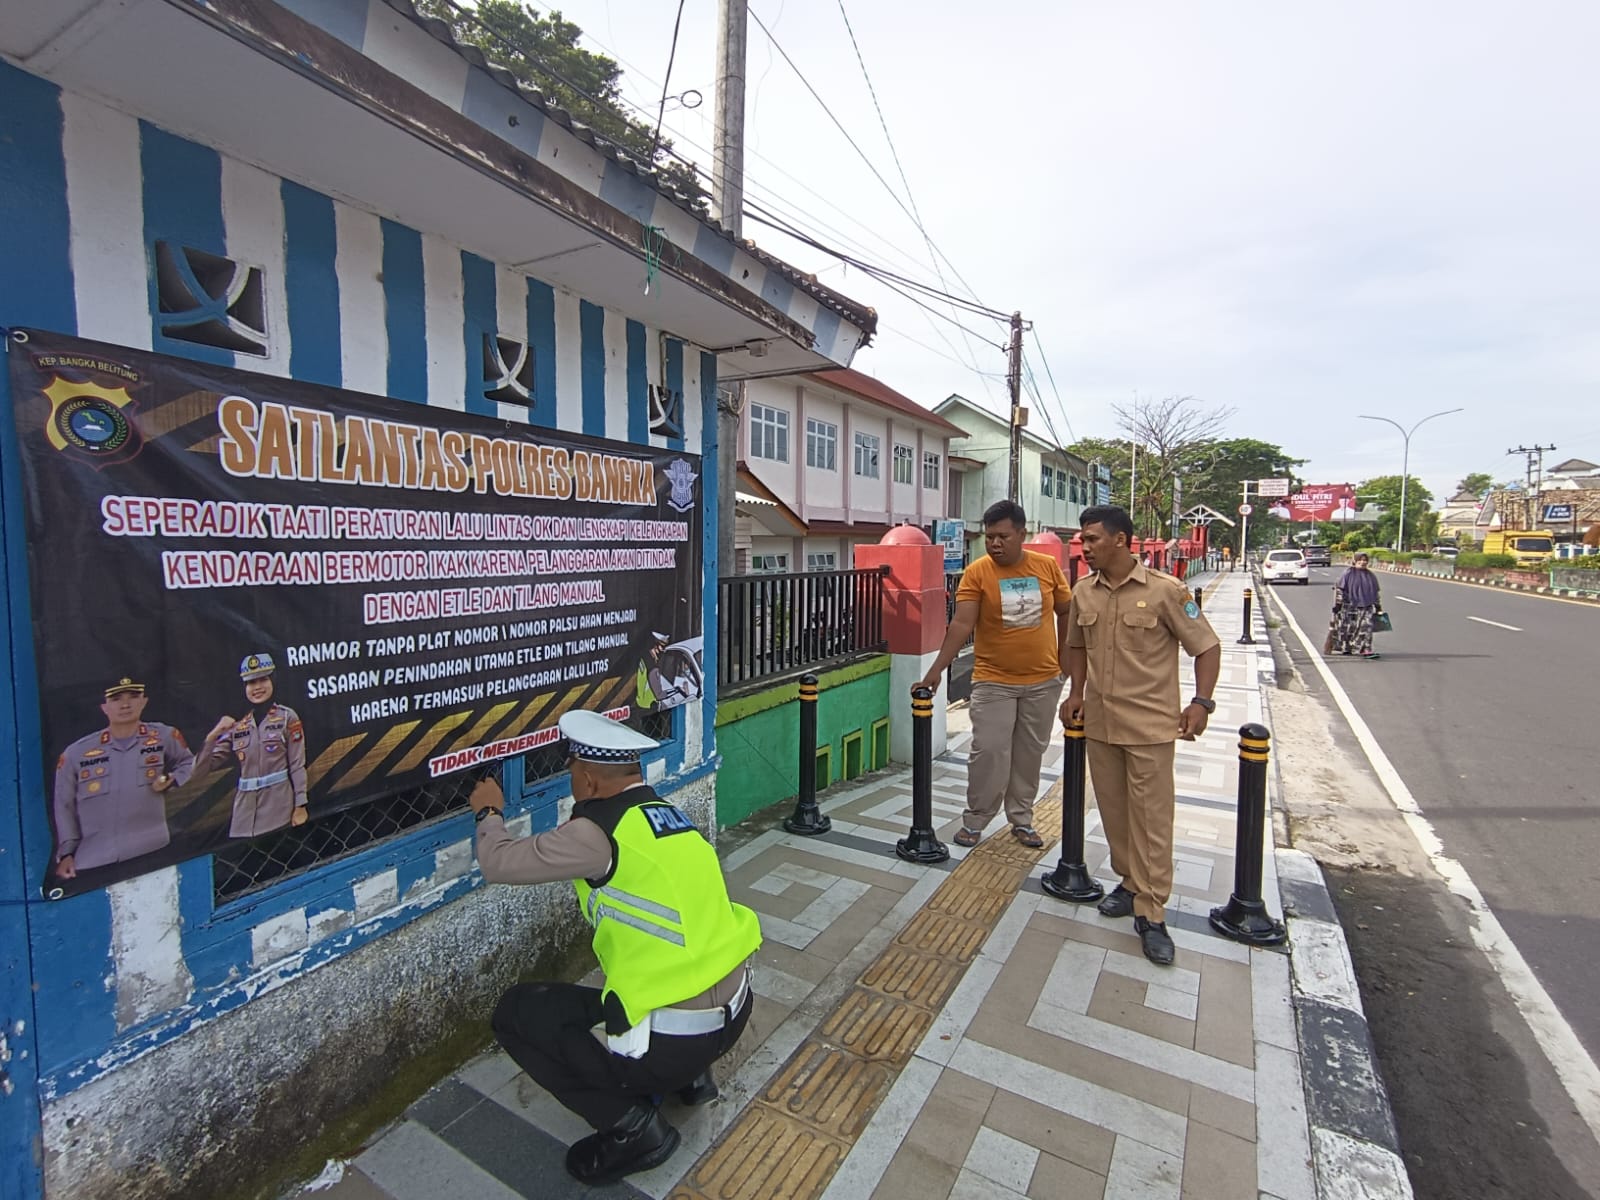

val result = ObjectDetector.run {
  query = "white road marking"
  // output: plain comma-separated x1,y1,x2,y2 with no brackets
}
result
1468,616,1522,632
1267,589,1600,1147
1393,596,1421,605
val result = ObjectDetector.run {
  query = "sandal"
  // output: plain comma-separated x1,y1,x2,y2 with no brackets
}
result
1011,825,1044,848
953,827,983,848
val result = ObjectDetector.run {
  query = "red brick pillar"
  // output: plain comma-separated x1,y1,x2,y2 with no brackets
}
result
855,527,948,763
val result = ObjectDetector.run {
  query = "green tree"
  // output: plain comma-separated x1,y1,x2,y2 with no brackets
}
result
1456,472,1494,498
1358,475,1434,549
415,0,707,209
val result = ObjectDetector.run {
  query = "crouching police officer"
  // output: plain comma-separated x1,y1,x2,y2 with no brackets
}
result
469,709,761,1186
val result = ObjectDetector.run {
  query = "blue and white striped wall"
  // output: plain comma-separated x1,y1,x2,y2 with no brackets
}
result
0,58,722,1112
272,0,859,368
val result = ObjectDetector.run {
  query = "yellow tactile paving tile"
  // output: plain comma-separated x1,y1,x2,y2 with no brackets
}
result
759,1042,896,1138
890,908,990,964
857,944,965,1012
925,879,1015,925
668,1104,850,1200
818,988,933,1065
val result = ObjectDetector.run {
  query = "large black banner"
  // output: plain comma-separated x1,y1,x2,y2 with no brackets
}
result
9,329,703,897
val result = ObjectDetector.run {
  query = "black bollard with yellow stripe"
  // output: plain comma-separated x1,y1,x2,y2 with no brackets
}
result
1237,587,1256,645
896,686,949,863
1193,586,1203,612
783,674,831,836
1209,724,1287,945
1041,719,1104,902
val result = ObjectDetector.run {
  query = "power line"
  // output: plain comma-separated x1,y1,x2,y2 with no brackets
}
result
649,0,688,161
742,200,1010,321
833,0,991,381
1027,327,1077,444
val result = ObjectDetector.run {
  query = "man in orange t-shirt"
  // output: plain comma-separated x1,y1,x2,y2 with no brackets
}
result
917,500,1072,848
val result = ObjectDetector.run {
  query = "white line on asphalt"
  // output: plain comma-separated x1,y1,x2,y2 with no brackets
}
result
1467,616,1523,632
1393,596,1421,605
1267,589,1600,1147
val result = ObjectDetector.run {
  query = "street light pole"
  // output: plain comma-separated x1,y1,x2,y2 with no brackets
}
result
1358,409,1464,550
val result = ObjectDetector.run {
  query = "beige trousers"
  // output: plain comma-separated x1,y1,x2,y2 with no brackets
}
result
1086,739,1178,922
961,678,1063,832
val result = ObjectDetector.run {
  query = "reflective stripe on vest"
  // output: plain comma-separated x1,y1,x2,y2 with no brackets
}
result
585,885,687,946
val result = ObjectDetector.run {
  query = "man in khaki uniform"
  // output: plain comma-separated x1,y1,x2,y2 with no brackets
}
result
52,677,195,879
1063,506,1221,966
200,652,309,837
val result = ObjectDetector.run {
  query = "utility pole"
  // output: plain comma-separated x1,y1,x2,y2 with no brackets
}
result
1005,311,1024,502
1237,480,1253,561
712,0,748,579
1508,444,1557,528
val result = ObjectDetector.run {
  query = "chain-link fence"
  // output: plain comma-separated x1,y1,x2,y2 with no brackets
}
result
212,710,684,903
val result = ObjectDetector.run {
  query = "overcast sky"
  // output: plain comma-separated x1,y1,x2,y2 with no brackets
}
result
549,0,1599,504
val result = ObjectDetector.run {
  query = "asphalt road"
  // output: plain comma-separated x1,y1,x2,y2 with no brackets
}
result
1266,567,1600,1196
1268,568,1599,1055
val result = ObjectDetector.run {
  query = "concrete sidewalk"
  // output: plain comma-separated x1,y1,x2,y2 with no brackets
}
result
291,571,1362,1200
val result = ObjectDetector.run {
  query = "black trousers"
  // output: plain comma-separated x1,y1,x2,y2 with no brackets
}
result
492,981,752,1131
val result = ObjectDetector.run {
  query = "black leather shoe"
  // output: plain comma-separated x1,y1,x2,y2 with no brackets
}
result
564,1103,680,1185
1135,916,1175,966
677,1069,719,1106
1097,885,1135,919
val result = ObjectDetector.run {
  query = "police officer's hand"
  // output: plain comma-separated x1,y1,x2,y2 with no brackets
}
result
1179,704,1210,740
152,772,176,793
1061,695,1084,727
469,777,504,814
56,854,76,879
207,716,236,741
291,806,309,827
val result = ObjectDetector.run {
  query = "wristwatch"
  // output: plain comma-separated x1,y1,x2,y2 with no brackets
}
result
474,806,503,824
1189,696,1216,714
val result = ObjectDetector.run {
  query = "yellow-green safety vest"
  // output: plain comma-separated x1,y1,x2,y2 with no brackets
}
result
573,787,761,1032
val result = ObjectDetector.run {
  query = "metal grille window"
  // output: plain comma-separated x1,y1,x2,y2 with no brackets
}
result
853,432,880,478
923,452,942,490
750,404,789,462
806,419,838,471
212,712,676,902
893,444,914,485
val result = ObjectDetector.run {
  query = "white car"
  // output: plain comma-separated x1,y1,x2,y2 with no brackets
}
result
1262,549,1310,585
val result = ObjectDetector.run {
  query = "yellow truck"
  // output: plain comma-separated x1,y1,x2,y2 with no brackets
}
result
1482,529,1555,566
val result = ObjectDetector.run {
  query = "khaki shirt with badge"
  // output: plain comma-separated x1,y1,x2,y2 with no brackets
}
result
1067,565,1221,745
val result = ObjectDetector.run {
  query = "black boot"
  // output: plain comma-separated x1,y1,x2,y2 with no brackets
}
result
677,1069,719,1106
564,1102,680,1185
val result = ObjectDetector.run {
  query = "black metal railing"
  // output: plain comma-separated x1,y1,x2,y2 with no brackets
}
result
719,565,889,691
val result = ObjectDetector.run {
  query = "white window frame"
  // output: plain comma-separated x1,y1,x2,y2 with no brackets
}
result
750,553,790,573
923,451,942,490
893,443,914,485
806,551,838,571
1056,469,1067,501
853,431,881,478
1041,464,1054,497
806,418,838,471
749,403,790,463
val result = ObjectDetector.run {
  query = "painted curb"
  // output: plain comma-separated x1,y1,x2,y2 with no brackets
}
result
1251,606,1415,1200
1275,849,1412,1195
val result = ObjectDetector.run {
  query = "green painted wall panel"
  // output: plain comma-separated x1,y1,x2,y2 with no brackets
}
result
715,656,891,827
